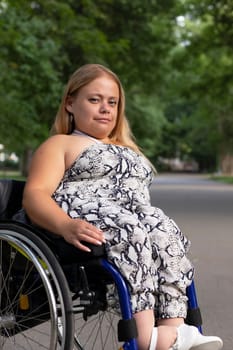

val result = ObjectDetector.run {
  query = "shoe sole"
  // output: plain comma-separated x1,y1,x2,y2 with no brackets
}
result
190,341,223,350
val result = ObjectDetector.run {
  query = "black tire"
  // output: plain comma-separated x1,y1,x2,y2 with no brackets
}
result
0,222,74,350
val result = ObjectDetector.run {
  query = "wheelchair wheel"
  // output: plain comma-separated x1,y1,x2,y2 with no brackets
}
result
0,222,74,350
70,260,138,350
73,290,123,349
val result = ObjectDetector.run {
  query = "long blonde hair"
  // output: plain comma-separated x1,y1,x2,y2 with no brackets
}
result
51,63,141,154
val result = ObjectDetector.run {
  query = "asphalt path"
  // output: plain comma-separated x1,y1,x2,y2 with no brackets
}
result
150,173,233,350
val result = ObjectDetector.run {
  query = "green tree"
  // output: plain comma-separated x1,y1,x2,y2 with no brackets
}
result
1,0,179,174
164,0,233,174
0,3,65,173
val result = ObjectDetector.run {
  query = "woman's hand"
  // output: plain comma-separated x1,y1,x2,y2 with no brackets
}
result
62,218,106,252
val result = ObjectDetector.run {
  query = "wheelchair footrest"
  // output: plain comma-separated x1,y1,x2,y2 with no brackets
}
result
118,318,138,342
185,307,203,327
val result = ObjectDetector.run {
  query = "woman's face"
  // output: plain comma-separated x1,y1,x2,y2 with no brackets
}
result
66,74,119,140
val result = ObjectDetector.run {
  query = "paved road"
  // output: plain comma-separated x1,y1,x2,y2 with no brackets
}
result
150,174,233,350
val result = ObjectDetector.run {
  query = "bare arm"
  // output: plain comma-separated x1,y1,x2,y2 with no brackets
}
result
23,135,105,252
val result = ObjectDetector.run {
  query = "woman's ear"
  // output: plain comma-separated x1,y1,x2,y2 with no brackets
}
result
65,95,73,113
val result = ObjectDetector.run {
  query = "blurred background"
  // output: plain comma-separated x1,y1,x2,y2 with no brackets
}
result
0,0,232,179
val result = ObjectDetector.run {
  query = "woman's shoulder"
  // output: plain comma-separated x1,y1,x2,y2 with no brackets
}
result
33,134,74,158
47,134,72,142
41,134,100,169
40,134,74,147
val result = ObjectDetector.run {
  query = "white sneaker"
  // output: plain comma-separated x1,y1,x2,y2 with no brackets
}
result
172,324,223,350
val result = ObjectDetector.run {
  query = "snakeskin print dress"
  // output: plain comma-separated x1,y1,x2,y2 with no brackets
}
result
53,142,194,318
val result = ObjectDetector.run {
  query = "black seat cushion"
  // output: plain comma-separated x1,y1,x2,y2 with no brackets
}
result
0,179,25,219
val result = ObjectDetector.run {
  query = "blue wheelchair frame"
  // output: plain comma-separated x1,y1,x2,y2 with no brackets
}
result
102,259,202,350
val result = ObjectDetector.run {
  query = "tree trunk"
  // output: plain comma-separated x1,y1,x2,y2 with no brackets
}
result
219,153,233,175
20,148,34,177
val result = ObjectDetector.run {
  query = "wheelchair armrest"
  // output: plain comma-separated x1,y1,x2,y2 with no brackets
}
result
0,179,25,219
29,223,106,262
52,238,106,263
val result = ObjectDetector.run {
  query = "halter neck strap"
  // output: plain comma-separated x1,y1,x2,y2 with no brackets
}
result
72,129,102,143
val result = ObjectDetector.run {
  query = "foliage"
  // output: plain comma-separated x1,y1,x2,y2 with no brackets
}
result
164,0,233,172
0,3,64,153
0,0,233,174
0,0,175,171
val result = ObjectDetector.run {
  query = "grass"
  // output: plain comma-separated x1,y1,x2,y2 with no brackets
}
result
0,170,26,180
209,175,233,184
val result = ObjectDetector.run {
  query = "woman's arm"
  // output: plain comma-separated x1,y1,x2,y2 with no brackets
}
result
23,135,105,252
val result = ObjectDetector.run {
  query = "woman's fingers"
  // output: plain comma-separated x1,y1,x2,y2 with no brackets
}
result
78,220,106,243
64,218,106,252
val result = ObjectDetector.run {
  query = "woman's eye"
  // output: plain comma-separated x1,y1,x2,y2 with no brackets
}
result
109,100,117,106
89,98,99,103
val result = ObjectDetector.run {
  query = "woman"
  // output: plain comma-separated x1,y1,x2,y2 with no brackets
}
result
23,64,223,350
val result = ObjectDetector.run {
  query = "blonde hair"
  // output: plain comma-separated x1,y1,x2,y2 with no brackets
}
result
51,63,141,154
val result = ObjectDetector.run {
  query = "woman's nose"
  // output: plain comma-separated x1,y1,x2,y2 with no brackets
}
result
100,102,110,113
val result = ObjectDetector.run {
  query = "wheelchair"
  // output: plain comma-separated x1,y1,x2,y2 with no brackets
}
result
0,179,202,350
